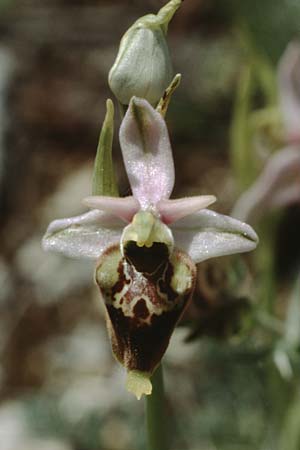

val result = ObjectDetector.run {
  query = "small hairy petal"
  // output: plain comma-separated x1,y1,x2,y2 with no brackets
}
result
171,209,258,264
278,42,300,138
83,195,139,222
119,97,175,209
42,209,123,259
157,195,216,224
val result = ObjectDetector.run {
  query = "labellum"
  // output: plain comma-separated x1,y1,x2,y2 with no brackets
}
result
95,211,196,398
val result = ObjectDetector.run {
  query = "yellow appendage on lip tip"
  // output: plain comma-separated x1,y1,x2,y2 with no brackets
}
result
126,370,152,400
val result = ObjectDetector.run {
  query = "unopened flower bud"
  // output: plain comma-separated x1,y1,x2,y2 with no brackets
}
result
108,0,182,106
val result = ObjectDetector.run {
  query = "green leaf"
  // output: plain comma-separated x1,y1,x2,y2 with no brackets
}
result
230,65,258,191
92,99,119,197
285,276,300,349
279,391,300,450
229,0,300,64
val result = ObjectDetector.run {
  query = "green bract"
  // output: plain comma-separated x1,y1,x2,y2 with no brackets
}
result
92,99,119,197
108,0,182,106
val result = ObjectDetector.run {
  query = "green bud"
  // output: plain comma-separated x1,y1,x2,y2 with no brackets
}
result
108,0,182,106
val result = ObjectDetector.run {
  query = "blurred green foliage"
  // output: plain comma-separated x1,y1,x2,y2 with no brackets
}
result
229,0,300,64
0,1,300,450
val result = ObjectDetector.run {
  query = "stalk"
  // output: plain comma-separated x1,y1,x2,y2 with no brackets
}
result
146,364,168,450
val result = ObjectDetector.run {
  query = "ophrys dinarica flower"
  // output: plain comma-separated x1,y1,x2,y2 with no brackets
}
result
43,98,258,398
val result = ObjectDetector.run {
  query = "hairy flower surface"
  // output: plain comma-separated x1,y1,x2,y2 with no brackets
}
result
43,97,258,398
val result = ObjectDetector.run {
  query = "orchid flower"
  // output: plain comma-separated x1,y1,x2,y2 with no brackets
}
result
43,97,258,398
278,41,300,145
232,43,300,223
232,146,300,223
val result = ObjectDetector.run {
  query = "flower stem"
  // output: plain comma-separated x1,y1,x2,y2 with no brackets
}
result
146,364,168,450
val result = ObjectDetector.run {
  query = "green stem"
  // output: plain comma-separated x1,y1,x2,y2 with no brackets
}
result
255,311,284,336
230,64,257,191
146,365,168,450
256,213,281,312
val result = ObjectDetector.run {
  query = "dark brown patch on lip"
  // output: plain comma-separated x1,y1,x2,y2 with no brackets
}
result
157,263,178,303
106,301,190,373
124,241,169,275
133,299,149,320
112,260,131,297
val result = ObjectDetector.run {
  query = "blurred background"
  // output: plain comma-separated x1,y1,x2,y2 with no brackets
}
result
0,0,300,449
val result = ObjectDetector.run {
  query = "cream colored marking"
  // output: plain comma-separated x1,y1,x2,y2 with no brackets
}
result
170,256,193,294
100,249,194,320
96,250,121,290
111,261,184,320
112,259,132,307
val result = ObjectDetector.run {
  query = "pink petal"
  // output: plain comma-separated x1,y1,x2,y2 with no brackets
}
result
83,196,139,222
278,42,300,138
157,195,216,224
119,97,175,209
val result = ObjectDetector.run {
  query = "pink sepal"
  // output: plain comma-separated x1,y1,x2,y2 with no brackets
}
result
119,97,175,209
